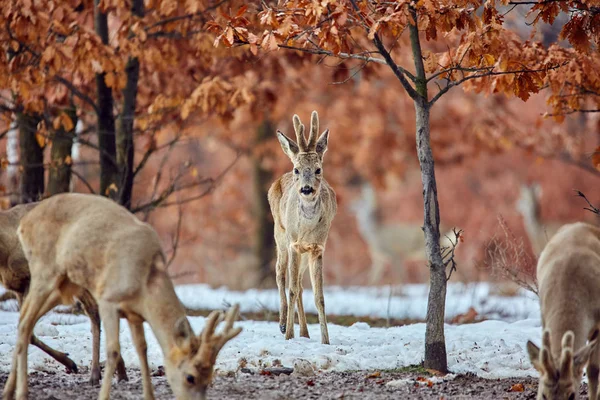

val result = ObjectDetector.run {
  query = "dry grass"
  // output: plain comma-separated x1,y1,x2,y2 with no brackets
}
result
482,215,538,296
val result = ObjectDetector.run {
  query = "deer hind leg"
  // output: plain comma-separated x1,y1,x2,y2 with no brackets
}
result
15,293,79,374
275,247,288,334
98,301,121,400
297,256,310,338
285,247,300,340
79,290,127,385
588,335,600,400
127,319,155,400
7,279,62,400
308,246,329,345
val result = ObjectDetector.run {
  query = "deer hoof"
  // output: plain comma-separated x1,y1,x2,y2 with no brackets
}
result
280,324,286,334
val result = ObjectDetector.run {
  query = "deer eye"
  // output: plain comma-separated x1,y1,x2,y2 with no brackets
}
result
186,375,195,385
315,168,321,174
294,168,299,175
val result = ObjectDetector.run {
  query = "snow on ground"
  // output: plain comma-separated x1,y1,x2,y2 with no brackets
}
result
0,282,540,322
0,310,542,379
174,282,540,322
0,282,543,380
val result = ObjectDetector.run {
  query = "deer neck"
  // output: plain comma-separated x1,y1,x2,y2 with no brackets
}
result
298,194,321,220
521,209,546,254
143,270,189,355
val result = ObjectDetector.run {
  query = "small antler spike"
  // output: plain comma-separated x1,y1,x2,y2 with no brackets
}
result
307,110,319,150
293,114,307,151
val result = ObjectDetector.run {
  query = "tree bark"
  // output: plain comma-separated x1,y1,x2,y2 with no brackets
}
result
253,120,276,286
409,7,448,372
17,112,44,203
116,0,144,209
94,0,118,198
47,107,77,195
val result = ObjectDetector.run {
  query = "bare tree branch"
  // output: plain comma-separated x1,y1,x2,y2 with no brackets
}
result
575,190,600,215
166,202,184,269
71,169,96,194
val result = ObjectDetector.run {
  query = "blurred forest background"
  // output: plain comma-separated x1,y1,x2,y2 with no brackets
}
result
1,0,599,290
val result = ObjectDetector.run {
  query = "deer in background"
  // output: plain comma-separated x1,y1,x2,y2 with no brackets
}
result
3,193,241,400
350,178,457,284
516,183,562,256
0,202,127,385
268,111,336,345
527,222,600,400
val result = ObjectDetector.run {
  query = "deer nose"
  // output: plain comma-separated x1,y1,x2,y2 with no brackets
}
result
300,185,314,195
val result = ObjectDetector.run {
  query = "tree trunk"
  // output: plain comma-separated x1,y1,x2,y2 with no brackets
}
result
415,99,447,372
94,0,117,198
47,107,77,195
6,123,19,206
408,7,448,372
116,0,143,209
17,112,44,203
253,120,276,286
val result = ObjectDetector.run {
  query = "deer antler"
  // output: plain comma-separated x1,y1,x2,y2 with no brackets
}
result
292,114,307,151
559,331,575,376
197,304,243,364
541,329,558,378
307,110,319,151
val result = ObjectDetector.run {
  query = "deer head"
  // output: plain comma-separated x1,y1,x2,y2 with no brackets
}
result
167,305,242,400
527,328,599,400
276,111,329,200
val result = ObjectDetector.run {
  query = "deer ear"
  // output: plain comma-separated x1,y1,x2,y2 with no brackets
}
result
174,317,196,349
573,328,600,376
277,131,299,160
315,129,329,157
527,340,543,372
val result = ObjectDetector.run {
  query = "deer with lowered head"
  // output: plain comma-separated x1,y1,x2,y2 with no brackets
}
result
268,111,337,345
2,193,242,400
527,222,600,400
0,202,127,385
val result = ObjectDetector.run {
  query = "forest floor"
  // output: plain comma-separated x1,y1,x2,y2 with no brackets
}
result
0,368,550,399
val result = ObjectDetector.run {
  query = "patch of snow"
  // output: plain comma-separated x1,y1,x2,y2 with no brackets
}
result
174,282,539,322
0,310,543,379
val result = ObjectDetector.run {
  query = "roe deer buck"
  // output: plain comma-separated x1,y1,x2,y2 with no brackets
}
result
350,178,457,284
0,202,127,385
526,222,600,400
3,193,242,400
516,183,562,256
268,111,336,345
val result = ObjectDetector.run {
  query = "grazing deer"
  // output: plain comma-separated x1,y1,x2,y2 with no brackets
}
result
516,183,562,256
0,202,126,385
268,111,337,345
526,222,600,400
3,193,242,400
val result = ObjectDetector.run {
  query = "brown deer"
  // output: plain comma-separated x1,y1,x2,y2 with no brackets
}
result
526,222,600,400
2,193,242,400
268,111,337,345
0,202,126,385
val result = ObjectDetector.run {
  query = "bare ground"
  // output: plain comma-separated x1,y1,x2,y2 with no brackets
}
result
0,367,568,399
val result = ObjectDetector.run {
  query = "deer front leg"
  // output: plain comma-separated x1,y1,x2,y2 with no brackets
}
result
275,248,288,334
285,247,300,340
589,338,600,400
127,320,155,400
297,257,309,338
79,291,128,385
309,248,329,345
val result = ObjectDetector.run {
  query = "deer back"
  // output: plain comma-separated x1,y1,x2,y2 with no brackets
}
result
17,193,164,301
